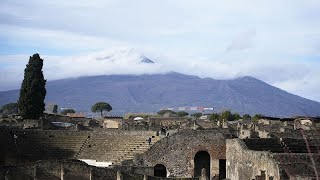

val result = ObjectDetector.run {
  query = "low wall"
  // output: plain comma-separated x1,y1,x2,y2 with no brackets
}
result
0,160,201,180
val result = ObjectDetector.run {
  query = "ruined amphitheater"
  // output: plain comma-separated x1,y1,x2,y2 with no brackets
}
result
0,114,319,180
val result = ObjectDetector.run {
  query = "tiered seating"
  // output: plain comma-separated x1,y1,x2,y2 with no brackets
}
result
78,133,161,165
15,131,89,160
273,154,320,178
281,138,320,153
112,136,161,165
243,138,284,153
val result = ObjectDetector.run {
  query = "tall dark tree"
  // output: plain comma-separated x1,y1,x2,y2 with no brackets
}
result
18,54,46,119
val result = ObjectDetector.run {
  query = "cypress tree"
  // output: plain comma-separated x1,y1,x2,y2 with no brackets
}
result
18,54,47,119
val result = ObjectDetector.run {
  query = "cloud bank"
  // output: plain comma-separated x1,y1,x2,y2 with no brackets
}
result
1,47,320,103
0,0,320,102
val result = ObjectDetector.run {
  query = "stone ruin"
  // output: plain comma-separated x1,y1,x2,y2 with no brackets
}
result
0,114,319,180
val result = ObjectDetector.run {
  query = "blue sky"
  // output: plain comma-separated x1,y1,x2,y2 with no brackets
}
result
0,0,320,102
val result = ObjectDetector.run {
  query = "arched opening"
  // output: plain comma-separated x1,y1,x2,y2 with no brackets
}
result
194,151,210,178
154,164,167,177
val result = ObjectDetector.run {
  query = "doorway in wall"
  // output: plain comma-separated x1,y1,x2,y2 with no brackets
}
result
154,164,167,177
219,159,226,179
194,151,210,178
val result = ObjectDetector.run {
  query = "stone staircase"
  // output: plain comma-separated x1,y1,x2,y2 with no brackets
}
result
75,136,90,159
78,134,161,166
112,136,161,165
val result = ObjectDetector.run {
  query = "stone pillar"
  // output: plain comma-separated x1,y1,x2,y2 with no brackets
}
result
4,170,9,180
199,168,208,180
40,117,44,130
89,167,93,180
116,171,122,180
60,164,64,180
283,121,287,127
33,165,37,180
143,174,147,180
211,159,219,178
222,119,228,128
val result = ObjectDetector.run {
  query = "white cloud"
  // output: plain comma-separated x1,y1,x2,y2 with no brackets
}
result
1,0,320,102
226,29,256,51
0,25,127,52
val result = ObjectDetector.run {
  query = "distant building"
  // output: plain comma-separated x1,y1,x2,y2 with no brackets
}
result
45,104,58,114
103,116,123,129
67,113,86,118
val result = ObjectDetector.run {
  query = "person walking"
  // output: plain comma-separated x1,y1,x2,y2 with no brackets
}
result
147,137,152,145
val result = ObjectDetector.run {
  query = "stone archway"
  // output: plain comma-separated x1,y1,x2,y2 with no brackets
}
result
154,164,167,177
194,151,210,178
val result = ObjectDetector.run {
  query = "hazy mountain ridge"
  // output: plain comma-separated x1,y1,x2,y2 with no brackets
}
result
1,72,320,117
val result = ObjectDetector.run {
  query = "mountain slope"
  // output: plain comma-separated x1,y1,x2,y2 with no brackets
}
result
1,72,320,117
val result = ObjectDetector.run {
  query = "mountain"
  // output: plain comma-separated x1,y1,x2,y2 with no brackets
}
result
1,72,320,117
94,48,155,64
140,56,155,64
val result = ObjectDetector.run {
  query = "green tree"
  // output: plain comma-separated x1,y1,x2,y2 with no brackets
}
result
61,109,76,115
220,110,234,121
243,114,251,121
1,102,18,114
209,113,219,121
91,102,112,117
18,54,46,119
232,113,241,121
191,112,202,118
176,111,189,117
157,110,177,116
252,114,264,122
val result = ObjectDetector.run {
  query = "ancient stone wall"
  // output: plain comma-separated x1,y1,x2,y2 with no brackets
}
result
226,139,281,180
135,129,228,178
0,160,121,180
122,117,190,131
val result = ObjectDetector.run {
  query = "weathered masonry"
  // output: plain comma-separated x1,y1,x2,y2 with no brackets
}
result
134,129,231,179
227,138,320,180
